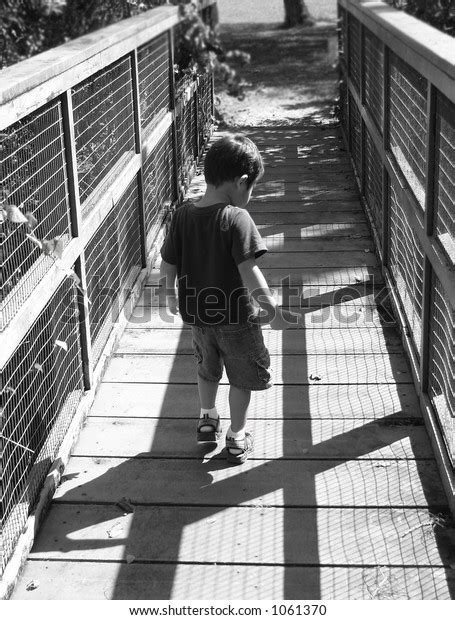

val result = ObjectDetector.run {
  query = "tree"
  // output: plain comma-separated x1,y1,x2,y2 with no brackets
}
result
283,0,313,28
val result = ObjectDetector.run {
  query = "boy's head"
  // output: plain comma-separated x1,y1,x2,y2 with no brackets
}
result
204,134,264,190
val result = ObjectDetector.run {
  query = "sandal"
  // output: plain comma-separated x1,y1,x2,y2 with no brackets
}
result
197,415,222,442
226,432,254,464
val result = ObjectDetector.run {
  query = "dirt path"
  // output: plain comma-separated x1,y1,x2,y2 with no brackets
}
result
216,22,339,128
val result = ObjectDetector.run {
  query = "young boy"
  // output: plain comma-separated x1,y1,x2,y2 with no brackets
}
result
160,135,300,464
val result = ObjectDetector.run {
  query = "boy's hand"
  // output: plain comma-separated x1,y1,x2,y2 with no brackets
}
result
167,294,179,316
269,306,303,330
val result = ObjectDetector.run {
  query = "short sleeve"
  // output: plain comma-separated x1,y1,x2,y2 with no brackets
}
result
230,209,267,265
160,216,178,265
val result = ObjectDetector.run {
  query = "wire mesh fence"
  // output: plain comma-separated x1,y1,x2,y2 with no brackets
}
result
138,33,171,130
434,91,455,245
389,52,427,208
1,101,71,330
363,30,384,133
338,1,454,474
347,13,361,95
197,73,214,158
72,56,136,205
1,279,84,573
143,126,175,242
389,177,424,357
364,129,383,250
175,75,198,192
429,274,455,466
1,2,217,578
84,178,142,365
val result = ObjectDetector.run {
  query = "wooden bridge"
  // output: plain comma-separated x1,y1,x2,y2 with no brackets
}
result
3,0,454,601
11,122,455,598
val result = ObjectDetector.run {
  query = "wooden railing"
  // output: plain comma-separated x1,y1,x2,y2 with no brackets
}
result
0,0,217,587
338,0,454,510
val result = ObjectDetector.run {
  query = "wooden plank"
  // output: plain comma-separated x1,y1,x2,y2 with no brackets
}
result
104,352,413,385
27,504,455,566
117,326,402,355
90,383,422,420
55,456,446,508
247,201,363,212
72,416,430,460
12,560,452,600
258,251,379,268
250,237,373,250
252,212,367,224
250,190,360,201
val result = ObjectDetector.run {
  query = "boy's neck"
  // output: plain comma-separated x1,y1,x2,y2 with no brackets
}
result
195,183,233,208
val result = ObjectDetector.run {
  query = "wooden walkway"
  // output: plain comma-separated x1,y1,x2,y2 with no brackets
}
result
13,125,455,600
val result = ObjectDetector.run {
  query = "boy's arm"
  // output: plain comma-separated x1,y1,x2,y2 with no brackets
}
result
237,258,302,330
159,259,178,315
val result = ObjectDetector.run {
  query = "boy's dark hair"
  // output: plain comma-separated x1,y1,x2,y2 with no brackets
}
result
204,134,264,188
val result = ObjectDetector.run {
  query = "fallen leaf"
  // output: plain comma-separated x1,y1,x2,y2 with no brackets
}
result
0,209,7,223
116,497,135,514
54,340,68,352
4,386,16,394
34,363,44,373
26,233,43,250
364,249,370,253
25,212,38,229
107,521,124,539
309,373,322,381
126,554,135,564
26,580,39,591
6,204,28,224
206,518,217,524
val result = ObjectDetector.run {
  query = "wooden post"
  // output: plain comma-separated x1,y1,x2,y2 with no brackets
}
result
130,49,147,266
420,82,437,391
61,89,93,391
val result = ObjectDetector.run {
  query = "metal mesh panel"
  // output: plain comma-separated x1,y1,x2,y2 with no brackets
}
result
349,93,362,179
364,129,383,248
1,279,83,573
429,274,455,466
348,14,361,94
138,33,171,130
175,77,197,191
434,92,455,244
72,56,136,205
389,177,424,356
389,53,427,208
197,73,213,157
339,77,348,135
364,30,384,132
338,6,347,68
143,126,175,241
1,101,71,330
85,178,142,364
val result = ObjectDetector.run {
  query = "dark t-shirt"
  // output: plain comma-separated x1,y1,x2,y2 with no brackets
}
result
160,201,267,326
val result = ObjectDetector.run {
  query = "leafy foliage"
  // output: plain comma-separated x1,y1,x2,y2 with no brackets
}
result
384,0,455,36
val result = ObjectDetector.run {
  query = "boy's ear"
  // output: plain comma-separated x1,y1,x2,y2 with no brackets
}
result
237,174,249,187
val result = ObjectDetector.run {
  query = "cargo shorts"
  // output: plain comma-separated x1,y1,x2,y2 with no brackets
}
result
191,322,273,391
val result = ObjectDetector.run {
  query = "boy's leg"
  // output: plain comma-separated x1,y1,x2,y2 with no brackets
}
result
228,386,251,434
197,375,219,410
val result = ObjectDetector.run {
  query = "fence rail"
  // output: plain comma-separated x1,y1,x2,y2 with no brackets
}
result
0,1,216,580
338,0,454,507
